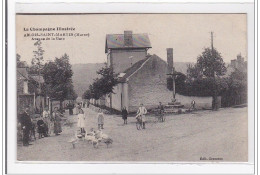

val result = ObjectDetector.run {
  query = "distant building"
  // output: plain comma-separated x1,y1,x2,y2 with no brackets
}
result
230,54,247,72
225,54,247,77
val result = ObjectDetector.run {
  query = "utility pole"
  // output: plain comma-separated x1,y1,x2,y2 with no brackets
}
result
211,31,218,111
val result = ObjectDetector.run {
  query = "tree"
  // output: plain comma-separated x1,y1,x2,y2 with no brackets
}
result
42,53,77,110
30,40,45,74
188,48,226,79
221,68,247,107
96,64,118,95
82,89,92,100
83,64,118,101
17,54,28,68
187,47,227,110
66,83,78,101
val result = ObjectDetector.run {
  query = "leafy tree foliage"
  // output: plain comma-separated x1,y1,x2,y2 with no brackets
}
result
187,47,227,110
82,89,92,100
196,48,227,77
167,72,227,97
221,69,247,107
29,40,45,74
42,54,77,109
168,50,246,108
82,64,118,100
168,48,227,97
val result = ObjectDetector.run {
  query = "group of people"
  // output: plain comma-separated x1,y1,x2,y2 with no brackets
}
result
20,100,196,146
121,102,165,129
120,103,149,129
76,104,105,135
19,106,63,146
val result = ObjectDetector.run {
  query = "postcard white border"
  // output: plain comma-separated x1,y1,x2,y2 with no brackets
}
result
5,1,255,174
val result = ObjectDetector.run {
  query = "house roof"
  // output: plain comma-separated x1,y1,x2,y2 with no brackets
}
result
118,55,152,82
105,33,152,53
17,61,29,68
30,75,45,83
17,68,29,80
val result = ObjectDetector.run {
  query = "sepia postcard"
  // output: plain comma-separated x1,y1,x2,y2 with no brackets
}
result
15,13,249,163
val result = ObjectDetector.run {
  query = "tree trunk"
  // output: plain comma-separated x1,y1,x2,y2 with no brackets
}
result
60,100,63,111
50,100,53,114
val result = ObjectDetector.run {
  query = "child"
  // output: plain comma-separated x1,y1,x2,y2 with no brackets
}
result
77,105,86,134
97,109,104,130
137,103,147,129
122,106,128,125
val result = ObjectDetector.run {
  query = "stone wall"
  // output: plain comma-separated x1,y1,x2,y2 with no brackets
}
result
127,55,213,112
128,55,172,112
175,93,212,109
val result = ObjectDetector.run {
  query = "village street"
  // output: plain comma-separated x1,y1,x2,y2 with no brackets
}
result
17,107,247,162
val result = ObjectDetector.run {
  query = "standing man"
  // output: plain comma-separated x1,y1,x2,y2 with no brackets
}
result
20,106,32,146
137,103,147,129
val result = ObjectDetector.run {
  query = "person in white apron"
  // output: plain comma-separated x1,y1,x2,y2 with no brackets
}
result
97,109,104,130
42,107,52,136
137,103,147,129
77,106,86,134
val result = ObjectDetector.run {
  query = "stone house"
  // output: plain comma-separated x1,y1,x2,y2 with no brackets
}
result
104,31,173,112
103,31,212,112
30,74,47,114
110,54,174,112
17,62,34,114
17,62,50,114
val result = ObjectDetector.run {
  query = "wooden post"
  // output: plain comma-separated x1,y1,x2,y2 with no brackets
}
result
172,67,176,100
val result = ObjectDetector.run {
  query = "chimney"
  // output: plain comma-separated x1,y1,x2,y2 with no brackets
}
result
124,31,133,46
167,48,173,74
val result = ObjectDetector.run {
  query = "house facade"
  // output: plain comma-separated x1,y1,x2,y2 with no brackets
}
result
17,61,50,115
106,31,151,74
17,62,34,114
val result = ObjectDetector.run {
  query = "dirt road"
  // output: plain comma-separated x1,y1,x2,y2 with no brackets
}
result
17,107,247,162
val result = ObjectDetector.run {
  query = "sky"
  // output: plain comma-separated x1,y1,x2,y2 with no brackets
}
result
16,14,247,65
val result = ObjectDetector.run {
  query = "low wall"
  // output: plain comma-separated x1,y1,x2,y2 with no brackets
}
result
175,93,212,109
128,93,212,112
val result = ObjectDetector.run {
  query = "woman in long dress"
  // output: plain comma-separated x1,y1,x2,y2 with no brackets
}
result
77,106,86,133
42,107,52,136
53,107,62,135
97,109,104,130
